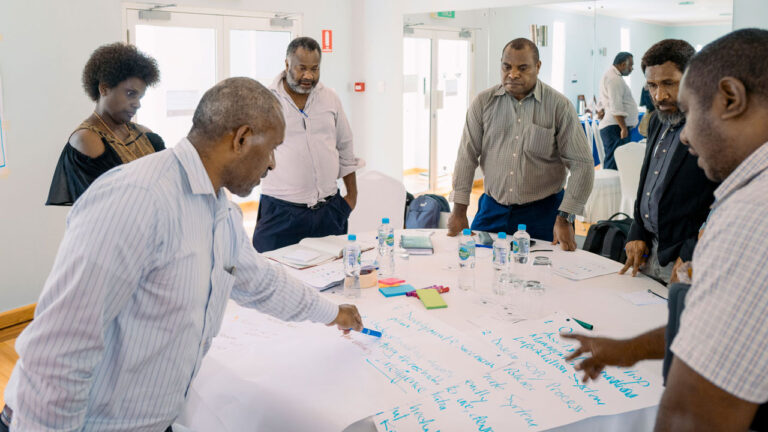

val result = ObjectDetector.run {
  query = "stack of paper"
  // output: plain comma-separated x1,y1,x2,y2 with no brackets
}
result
400,234,434,255
285,261,344,291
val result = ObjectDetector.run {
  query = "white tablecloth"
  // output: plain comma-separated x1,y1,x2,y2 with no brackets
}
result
178,230,668,432
581,169,622,223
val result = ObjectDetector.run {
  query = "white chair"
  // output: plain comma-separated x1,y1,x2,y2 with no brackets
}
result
583,118,594,158
577,118,622,223
592,119,606,166
614,142,647,215
346,169,407,233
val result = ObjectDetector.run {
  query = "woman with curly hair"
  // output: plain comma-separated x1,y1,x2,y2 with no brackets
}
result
46,42,164,205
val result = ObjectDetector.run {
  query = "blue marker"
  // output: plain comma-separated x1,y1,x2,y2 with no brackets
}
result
360,327,382,338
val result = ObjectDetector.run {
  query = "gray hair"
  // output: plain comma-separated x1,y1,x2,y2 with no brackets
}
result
286,36,322,61
191,77,284,142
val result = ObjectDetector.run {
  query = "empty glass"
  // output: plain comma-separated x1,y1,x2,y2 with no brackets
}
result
529,256,553,288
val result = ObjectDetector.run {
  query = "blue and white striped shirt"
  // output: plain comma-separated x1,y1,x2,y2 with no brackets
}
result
5,138,339,431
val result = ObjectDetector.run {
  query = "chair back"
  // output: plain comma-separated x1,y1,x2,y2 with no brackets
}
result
583,119,593,157
592,119,605,165
614,142,647,214
346,169,407,233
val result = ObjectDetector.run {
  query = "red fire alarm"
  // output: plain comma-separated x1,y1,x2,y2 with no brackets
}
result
322,29,333,53
354,82,365,92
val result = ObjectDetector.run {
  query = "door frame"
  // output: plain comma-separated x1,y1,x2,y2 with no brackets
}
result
404,27,474,192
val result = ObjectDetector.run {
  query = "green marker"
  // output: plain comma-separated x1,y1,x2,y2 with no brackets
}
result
573,318,594,331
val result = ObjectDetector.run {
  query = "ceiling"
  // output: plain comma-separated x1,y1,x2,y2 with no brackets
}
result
539,0,733,25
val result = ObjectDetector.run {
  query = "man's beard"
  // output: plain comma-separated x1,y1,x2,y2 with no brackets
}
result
286,71,316,95
655,108,685,126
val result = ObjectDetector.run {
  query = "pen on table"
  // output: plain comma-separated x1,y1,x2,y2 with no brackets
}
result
531,249,553,253
647,289,668,301
360,328,382,337
405,286,450,297
476,244,492,249
570,318,594,331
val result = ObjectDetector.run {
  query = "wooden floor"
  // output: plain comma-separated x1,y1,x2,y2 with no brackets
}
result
0,338,19,407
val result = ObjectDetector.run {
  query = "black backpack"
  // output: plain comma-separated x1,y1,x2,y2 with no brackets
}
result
405,194,450,229
582,212,634,263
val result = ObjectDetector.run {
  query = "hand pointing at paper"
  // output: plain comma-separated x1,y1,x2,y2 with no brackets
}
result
560,326,666,383
329,304,363,335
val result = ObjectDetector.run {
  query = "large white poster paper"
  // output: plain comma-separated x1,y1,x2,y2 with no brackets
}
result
373,313,665,431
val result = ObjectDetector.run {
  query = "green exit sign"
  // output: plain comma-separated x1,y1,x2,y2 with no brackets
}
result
434,11,455,18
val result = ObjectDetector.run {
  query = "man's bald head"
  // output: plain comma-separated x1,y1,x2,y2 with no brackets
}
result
190,77,284,144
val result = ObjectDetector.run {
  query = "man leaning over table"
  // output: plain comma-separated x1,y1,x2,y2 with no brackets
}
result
252,36,362,253
618,39,718,284
1,77,362,432
562,29,768,431
447,38,594,251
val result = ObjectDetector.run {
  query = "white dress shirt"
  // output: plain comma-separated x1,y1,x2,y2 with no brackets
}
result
671,141,768,403
4,138,339,431
261,72,362,206
598,66,639,130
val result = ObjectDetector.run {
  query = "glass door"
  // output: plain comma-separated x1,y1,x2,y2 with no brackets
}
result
403,29,472,194
126,10,220,149
125,7,300,205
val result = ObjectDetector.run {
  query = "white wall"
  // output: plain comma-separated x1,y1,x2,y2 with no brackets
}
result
733,0,768,30
0,0,357,311
664,24,731,50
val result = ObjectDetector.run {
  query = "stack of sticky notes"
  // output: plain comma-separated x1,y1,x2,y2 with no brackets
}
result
378,278,415,297
416,288,447,309
379,278,405,287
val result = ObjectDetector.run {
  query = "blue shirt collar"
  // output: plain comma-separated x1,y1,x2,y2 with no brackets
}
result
172,137,217,197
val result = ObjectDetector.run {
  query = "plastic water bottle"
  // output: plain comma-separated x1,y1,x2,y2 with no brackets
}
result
492,232,511,294
458,228,476,291
344,234,362,299
376,217,395,277
512,224,531,265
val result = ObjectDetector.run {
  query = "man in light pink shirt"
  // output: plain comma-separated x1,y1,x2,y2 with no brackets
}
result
253,36,362,252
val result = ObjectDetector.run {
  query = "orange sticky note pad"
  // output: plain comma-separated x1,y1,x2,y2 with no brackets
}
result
379,278,405,285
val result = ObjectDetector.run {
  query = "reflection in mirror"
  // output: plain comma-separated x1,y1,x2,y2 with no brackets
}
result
401,1,733,192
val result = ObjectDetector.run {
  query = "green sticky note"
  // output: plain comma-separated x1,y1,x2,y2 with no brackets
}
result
417,288,447,309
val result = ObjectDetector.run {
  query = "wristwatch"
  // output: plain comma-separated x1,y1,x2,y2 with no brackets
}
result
557,210,576,223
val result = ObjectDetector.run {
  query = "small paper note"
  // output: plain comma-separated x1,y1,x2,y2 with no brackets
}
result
620,290,666,306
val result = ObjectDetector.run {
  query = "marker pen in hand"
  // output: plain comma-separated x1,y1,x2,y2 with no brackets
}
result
347,327,383,337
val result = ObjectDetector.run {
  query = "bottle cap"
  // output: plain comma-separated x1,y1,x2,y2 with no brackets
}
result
348,234,357,241
518,224,527,231
498,232,507,239
382,217,390,224
462,228,471,236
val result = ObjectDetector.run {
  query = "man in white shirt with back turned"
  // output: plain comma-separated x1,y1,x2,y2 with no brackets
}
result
598,51,639,170
253,36,362,253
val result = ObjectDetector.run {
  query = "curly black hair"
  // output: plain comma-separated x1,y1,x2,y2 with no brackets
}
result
641,39,695,74
82,42,160,102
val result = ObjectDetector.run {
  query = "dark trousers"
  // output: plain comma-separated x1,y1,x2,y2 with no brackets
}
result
599,124,632,170
470,190,564,241
252,192,351,253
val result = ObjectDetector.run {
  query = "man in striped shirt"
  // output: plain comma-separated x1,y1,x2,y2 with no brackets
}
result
447,38,594,250
2,77,363,432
